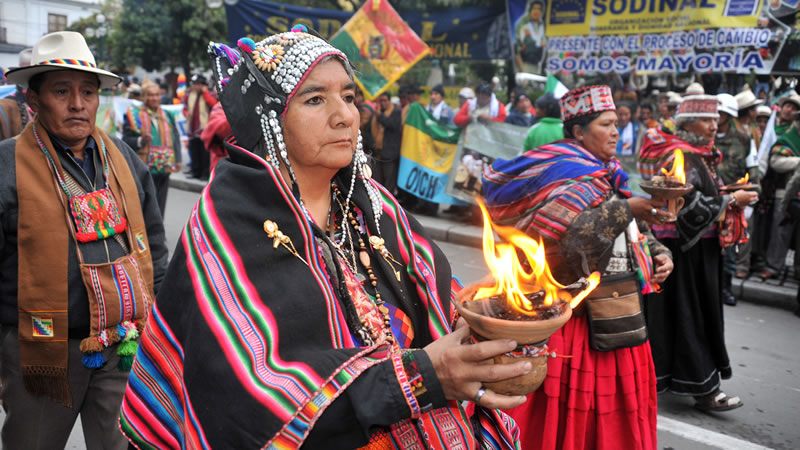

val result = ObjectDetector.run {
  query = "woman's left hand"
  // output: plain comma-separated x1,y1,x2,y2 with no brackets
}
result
652,254,673,283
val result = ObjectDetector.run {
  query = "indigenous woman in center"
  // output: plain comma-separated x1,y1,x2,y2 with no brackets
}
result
483,86,674,450
118,27,527,449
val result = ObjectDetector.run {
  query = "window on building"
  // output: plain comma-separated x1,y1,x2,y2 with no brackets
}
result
48,14,67,33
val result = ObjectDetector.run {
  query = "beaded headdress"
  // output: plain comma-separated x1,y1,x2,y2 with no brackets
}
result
675,95,719,120
207,25,382,234
559,85,616,122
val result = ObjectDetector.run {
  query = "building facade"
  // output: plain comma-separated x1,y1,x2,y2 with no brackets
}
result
0,0,101,69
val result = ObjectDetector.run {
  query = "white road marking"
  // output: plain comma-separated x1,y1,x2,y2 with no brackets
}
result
658,415,774,450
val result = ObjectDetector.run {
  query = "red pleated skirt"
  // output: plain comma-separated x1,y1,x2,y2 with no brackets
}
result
504,314,657,450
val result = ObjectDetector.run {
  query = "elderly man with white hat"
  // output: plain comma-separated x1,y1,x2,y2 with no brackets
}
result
734,89,764,150
0,31,167,448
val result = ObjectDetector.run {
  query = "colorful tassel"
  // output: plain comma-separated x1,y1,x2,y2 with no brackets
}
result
117,355,133,371
117,340,139,356
117,323,127,339
82,352,106,368
80,336,103,353
237,37,256,53
125,327,139,341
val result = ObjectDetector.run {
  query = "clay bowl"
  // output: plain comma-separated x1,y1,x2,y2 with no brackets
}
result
720,183,759,192
454,283,572,344
454,282,573,396
639,181,694,200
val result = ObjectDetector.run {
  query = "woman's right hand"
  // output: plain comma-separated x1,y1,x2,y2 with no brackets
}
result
627,197,670,225
423,326,530,410
731,189,759,208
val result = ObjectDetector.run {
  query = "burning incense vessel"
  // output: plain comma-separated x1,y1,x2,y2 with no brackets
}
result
454,201,600,396
640,149,693,222
720,173,758,192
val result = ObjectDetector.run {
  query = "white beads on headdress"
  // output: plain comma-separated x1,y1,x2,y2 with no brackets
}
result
340,130,383,245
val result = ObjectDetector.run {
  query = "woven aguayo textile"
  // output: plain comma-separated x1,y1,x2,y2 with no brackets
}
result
483,139,631,241
120,143,520,449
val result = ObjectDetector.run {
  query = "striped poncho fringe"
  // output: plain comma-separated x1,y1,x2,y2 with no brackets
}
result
483,140,630,241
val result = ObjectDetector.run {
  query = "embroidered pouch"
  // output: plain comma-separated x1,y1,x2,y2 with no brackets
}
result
77,251,154,368
69,187,128,243
147,145,176,174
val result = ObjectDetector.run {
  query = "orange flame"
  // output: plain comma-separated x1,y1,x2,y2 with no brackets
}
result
660,149,686,185
736,173,749,184
474,200,601,316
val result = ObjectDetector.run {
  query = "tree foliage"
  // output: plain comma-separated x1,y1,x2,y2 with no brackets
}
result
111,0,227,77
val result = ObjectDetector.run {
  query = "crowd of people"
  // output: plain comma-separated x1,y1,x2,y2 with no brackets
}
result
0,26,798,450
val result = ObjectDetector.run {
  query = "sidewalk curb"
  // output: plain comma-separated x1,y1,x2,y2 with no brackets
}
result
169,176,797,311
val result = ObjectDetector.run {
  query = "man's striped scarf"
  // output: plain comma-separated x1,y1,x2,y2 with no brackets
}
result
483,139,631,241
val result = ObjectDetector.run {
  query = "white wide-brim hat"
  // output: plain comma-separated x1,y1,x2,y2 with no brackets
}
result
5,31,120,89
735,89,763,110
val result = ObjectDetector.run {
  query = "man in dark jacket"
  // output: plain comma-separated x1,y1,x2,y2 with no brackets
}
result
371,92,403,194
0,32,167,449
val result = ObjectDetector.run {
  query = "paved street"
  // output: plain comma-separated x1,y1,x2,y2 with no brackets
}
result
3,187,797,449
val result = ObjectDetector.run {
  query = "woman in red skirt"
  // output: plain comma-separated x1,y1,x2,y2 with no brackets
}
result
483,85,674,450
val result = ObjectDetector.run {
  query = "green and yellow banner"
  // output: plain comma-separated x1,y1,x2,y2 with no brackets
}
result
397,103,463,204
330,0,430,100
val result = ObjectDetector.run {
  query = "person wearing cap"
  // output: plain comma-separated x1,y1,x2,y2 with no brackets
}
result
504,90,535,127
454,82,507,127
640,95,756,412
756,105,771,137
426,84,454,125
457,86,475,108
122,79,182,216
522,93,563,151
760,100,800,280
0,31,167,449
716,93,757,305
485,85,672,450
775,92,800,136
120,27,524,448
184,73,218,180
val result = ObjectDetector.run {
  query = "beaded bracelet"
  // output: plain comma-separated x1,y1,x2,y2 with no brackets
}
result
392,352,421,418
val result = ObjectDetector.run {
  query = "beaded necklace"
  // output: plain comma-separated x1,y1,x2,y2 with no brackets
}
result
33,124,128,243
33,123,110,197
330,182,396,348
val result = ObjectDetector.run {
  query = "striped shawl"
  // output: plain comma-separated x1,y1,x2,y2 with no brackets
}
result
119,143,519,449
483,139,631,241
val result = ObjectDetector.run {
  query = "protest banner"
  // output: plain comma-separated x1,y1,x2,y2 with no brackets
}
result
545,0,762,36
445,120,527,204
225,0,509,61
397,103,463,204
331,0,430,100
507,0,788,75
